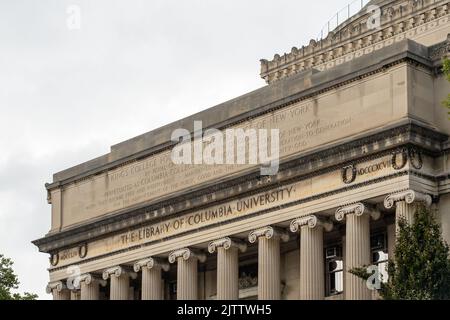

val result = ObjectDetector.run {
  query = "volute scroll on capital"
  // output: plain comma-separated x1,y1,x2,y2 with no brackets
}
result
290,215,333,233
79,273,107,287
248,226,289,244
168,248,207,264
102,266,137,281
335,203,381,222
46,281,66,294
208,237,247,254
384,189,433,209
133,257,170,272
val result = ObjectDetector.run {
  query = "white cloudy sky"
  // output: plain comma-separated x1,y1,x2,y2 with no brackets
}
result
0,0,356,299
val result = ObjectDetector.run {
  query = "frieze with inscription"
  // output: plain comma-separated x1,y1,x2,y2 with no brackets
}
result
52,153,412,268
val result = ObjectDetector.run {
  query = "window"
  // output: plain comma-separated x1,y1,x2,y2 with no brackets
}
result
325,245,344,296
371,233,389,283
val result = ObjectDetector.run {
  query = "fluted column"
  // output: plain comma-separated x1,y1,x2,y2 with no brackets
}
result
46,281,70,300
134,258,169,300
384,189,432,234
249,226,289,300
79,274,106,300
290,215,333,300
336,203,380,300
208,237,247,300
102,266,137,300
70,290,80,300
169,248,206,300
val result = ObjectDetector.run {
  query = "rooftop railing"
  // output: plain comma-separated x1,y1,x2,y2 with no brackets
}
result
317,0,372,40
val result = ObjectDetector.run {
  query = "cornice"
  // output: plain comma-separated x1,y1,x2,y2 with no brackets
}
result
48,168,427,274
33,121,448,253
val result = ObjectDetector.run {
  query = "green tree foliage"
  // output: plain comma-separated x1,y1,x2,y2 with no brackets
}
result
350,204,450,300
443,58,450,112
0,254,38,300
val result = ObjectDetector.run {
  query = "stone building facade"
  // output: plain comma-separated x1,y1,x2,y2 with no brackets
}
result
33,0,450,300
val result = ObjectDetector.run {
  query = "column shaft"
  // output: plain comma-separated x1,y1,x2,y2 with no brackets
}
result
52,289,70,300
70,291,80,300
395,201,414,233
258,237,280,300
345,213,371,300
177,257,198,300
217,247,239,300
110,274,130,300
142,267,163,300
80,281,99,300
300,225,324,300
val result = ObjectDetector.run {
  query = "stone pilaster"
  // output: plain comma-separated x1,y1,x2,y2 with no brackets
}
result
46,281,70,300
134,258,169,300
79,274,106,300
290,215,333,300
249,226,289,300
208,237,247,300
384,189,432,233
169,248,206,300
336,203,380,300
102,266,137,300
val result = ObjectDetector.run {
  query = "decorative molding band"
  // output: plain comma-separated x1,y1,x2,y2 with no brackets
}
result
133,257,170,272
46,281,66,294
79,273,107,287
168,248,207,264
48,171,413,274
384,189,433,209
208,237,247,254
248,226,289,244
335,202,381,222
35,122,446,254
102,266,137,281
290,215,333,233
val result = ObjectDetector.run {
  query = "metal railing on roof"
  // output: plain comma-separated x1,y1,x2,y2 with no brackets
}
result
317,0,372,40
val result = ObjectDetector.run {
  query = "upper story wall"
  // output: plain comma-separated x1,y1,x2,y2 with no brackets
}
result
44,36,450,234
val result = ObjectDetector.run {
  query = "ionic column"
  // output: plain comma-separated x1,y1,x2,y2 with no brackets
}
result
168,248,206,300
249,226,289,300
134,258,169,300
290,215,333,300
79,274,106,300
384,189,432,233
46,281,70,300
102,266,137,300
208,237,247,300
70,290,80,300
336,203,380,300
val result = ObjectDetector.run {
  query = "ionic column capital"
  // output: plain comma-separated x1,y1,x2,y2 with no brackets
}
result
133,257,170,272
79,273,107,287
384,189,432,209
290,215,333,233
102,266,137,281
46,281,66,294
208,237,247,254
248,226,289,244
168,248,207,264
335,203,381,222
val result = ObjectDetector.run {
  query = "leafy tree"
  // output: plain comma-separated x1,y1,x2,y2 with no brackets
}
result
0,254,38,300
443,58,450,113
350,204,450,300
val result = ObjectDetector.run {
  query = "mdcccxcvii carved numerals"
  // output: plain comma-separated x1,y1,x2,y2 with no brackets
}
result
342,148,423,185
391,148,423,170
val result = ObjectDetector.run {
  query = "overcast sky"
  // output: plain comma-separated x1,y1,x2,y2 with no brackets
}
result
0,0,356,299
